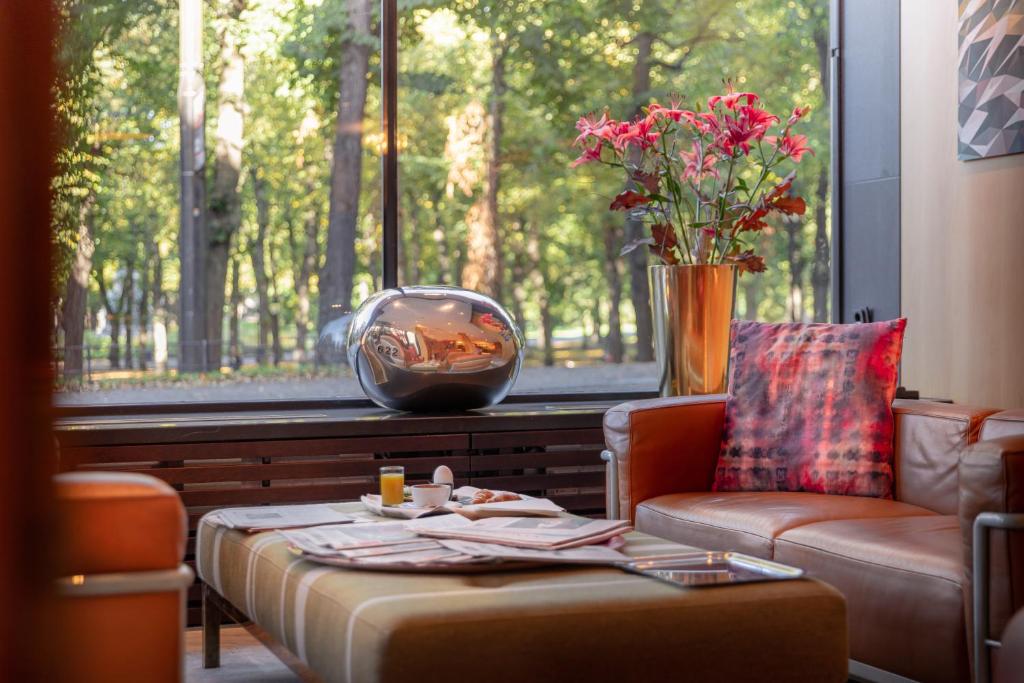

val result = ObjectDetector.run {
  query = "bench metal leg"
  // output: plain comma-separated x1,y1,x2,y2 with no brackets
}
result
973,511,1024,683
202,583,222,669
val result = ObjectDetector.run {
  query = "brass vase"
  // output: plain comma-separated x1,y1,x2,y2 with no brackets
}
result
649,264,737,397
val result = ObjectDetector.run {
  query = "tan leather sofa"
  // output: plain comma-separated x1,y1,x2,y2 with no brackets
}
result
54,471,193,683
603,398,1024,683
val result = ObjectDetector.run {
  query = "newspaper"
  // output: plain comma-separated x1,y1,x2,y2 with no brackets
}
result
283,521,631,569
438,539,631,565
413,516,632,550
210,504,355,532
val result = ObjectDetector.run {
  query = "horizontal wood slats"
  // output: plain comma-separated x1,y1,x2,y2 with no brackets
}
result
61,415,609,627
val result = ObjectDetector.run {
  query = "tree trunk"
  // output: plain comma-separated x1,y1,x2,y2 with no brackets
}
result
123,259,135,370
743,280,760,321
152,254,168,371
205,0,247,371
784,215,806,322
319,0,372,333
461,37,505,300
627,32,654,362
603,221,625,363
252,173,273,366
812,21,831,322
61,196,95,382
228,255,242,370
97,275,125,370
540,288,554,367
812,164,830,322
290,201,318,361
137,242,151,371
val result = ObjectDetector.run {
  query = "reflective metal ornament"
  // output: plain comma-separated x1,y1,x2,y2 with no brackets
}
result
346,286,524,412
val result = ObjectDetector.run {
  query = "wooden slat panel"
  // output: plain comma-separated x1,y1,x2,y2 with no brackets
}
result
471,449,603,470
62,433,470,466
470,471,605,491
116,454,471,485
471,429,605,449
179,482,370,507
547,492,606,512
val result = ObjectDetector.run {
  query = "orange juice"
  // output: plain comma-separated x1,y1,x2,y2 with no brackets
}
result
380,469,405,506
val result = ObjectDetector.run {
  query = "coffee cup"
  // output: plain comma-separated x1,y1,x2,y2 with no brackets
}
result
410,483,452,508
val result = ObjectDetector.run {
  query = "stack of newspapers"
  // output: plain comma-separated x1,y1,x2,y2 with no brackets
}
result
279,514,633,568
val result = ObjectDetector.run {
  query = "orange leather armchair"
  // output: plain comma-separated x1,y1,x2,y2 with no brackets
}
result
602,396,1024,683
55,471,192,683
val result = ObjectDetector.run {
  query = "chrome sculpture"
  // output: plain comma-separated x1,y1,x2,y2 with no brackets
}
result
345,286,524,411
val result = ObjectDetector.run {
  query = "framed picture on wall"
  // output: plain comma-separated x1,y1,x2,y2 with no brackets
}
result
957,0,1024,160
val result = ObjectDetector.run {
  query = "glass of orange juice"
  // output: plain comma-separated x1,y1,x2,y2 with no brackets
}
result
379,465,405,506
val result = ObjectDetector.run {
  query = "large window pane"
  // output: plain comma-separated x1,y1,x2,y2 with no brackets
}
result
397,0,832,394
53,0,381,405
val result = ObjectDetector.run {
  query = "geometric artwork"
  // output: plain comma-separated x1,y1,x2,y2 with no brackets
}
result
958,0,1024,160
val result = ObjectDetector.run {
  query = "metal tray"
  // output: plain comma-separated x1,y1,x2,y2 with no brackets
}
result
622,551,804,588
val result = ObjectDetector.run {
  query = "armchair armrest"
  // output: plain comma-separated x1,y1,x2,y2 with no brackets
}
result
603,394,726,521
959,434,1024,646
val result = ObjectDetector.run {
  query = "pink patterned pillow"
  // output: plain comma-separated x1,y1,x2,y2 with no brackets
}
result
713,318,906,498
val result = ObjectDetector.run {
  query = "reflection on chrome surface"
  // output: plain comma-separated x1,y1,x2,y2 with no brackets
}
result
345,286,524,411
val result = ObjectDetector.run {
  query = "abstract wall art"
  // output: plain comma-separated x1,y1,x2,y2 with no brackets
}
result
957,0,1024,160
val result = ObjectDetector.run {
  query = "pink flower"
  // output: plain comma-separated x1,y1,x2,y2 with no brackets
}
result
787,106,810,126
647,103,686,122
574,112,612,145
680,143,719,181
570,141,603,168
708,91,759,111
770,133,813,162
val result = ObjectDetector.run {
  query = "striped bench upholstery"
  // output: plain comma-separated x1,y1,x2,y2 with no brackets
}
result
197,505,848,683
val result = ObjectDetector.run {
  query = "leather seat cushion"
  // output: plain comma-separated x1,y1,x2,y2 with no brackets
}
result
55,471,187,575
634,491,936,558
775,515,968,683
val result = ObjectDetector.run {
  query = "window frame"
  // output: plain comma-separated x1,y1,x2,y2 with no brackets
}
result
55,0,850,416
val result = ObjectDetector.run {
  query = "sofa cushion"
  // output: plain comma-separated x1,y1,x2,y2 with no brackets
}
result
981,409,1024,440
892,400,995,515
634,491,935,559
775,516,968,683
714,318,906,498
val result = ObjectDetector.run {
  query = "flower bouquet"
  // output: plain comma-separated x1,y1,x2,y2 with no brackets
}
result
571,88,812,273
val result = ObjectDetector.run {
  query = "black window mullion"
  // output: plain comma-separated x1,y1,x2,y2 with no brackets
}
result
380,0,399,288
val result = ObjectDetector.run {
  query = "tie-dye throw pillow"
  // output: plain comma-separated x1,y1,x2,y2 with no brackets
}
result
713,318,907,498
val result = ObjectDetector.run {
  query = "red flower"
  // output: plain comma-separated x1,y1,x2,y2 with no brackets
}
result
742,105,780,139
609,190,652,211
771,133,814,162
615,116,660,151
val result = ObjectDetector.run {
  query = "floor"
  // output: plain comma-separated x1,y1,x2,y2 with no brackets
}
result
185,626,300,683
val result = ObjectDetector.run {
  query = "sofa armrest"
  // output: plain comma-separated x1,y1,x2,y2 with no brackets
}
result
603,394,726,521
959,434,1024,640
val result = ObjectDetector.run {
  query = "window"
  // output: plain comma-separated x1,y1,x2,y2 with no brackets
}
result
52,0,831,407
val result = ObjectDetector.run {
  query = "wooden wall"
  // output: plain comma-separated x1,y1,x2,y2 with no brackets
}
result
900,0,1024,408
0,1,58,680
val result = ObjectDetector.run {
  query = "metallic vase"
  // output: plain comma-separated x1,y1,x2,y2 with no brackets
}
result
649,264,737,397
346,286,524,412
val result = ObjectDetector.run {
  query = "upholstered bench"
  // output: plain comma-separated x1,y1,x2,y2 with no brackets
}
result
197,504,848,683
